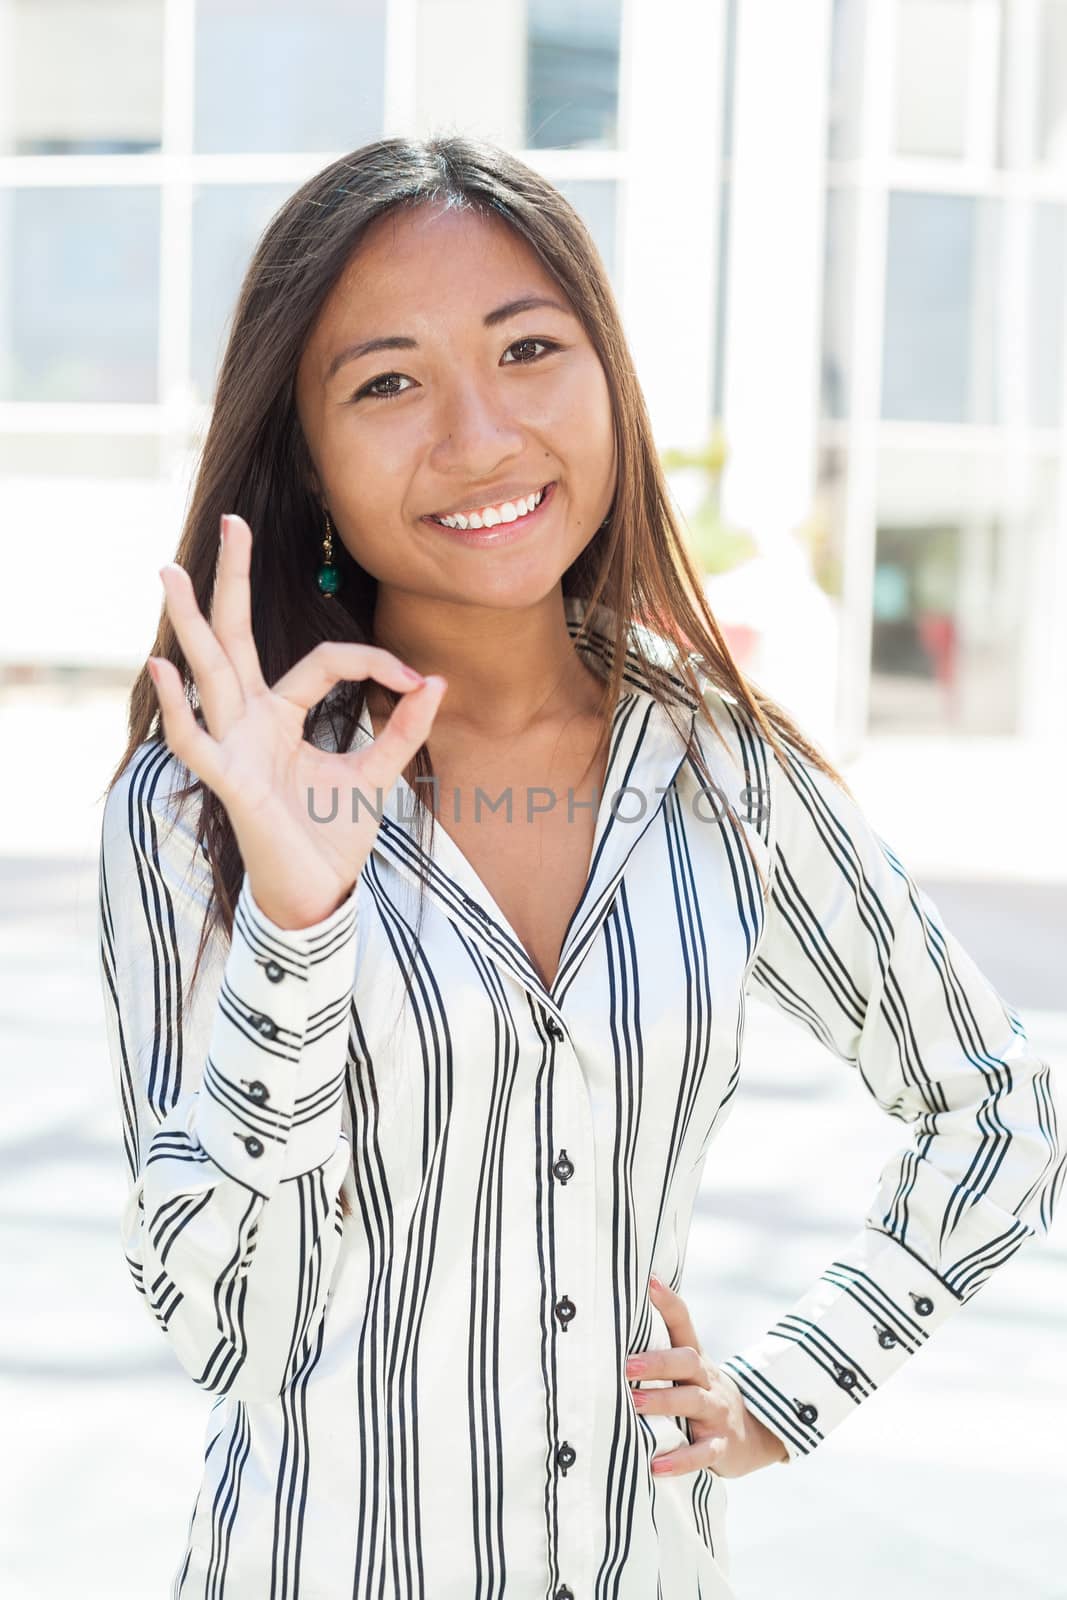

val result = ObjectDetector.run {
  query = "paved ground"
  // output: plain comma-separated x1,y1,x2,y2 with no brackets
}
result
2,689,1065,1599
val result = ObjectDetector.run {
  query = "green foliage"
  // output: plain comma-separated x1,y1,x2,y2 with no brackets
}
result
660,423,758,577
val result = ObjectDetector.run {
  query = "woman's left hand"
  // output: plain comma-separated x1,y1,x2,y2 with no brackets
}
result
627,1274,789,1480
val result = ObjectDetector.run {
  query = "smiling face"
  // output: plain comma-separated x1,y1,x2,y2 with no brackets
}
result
294,200,617,614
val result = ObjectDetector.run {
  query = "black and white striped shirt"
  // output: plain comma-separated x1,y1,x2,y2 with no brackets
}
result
97,595,1064,1599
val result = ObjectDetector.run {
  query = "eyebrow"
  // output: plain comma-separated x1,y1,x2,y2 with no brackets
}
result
323,295,574,384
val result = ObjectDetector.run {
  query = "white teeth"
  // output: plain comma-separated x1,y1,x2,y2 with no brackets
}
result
432,485,546,531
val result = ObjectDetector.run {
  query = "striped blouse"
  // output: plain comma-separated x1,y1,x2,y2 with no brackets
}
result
97,595,1063,1600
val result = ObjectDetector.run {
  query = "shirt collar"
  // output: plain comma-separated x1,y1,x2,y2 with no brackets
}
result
327,593,705,1006
561,592,703,713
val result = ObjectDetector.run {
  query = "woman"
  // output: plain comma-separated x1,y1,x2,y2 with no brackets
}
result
98,136,1063,1599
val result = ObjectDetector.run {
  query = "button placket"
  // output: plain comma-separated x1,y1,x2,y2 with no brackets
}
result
545,1005,595,1595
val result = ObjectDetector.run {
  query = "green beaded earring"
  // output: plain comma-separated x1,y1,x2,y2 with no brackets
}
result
317,508,342,597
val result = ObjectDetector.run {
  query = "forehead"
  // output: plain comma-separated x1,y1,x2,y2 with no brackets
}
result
306,203,564,349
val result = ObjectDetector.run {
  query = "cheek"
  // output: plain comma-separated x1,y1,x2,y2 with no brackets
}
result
559,367,614,481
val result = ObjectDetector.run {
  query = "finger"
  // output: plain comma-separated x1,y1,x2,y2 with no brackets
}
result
271,641,431,715
206,514,269,697
649,1274,702,1353
148,656,228,795
632,1382,712,1418
650,1435,728,1478
628,1346,704,1385
352,673,448,796
160,562,245,737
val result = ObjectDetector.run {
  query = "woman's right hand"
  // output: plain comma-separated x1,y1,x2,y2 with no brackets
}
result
147,511,447,930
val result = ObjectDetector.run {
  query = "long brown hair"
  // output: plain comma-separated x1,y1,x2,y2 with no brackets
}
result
103,134,854,1220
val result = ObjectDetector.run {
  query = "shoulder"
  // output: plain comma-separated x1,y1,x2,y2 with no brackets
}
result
690,669,772,789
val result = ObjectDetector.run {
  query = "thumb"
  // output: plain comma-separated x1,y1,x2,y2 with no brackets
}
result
341,675,448,800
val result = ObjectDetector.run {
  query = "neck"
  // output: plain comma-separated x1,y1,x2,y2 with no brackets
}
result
369,586,609,738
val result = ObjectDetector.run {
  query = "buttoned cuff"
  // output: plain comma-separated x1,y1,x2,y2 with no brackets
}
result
193,871,359,1194
717,1223,963,1464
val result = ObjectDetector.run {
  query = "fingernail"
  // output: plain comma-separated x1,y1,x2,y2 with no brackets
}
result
147,658,159,684
219,514,227,545
652,1459,671,1474
625,1357,645,1376
649,1274,663,1291
400,665,426,684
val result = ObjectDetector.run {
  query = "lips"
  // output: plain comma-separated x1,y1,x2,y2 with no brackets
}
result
421,480,558,546
422,481,554,527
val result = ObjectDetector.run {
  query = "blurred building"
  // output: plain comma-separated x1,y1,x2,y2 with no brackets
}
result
1,0,1065,760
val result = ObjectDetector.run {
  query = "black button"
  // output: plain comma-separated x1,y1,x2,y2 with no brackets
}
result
553,1148,575,1184
795,1400,818,1425
556,1440,576,1477
876,1325,898,1349
833,1364,857,1391
912,1293,934,1316
245,1080,269,1105
241,1135,264,1158
555,1588,574,1600
541,1007,565,1041
555,1295,576,1332
251,1013,278,1040
264,960,285,983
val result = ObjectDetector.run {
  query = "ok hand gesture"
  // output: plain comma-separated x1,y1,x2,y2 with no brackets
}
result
149,512,447,930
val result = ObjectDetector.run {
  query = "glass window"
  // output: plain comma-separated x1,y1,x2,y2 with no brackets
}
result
191,184,298,406
820,185,859,420
811,443,849,601
0,187,160,403
1037,0,1067,168
870,448,1058,734
194,0,387,155
549,179,618,282
893,0,973,159
881,190,1001,424
526,0,623,149
6,0,164,156
828,0,867,160
1029,203,1066,428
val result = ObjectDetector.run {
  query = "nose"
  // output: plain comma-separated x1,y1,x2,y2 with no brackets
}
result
429,374,527,473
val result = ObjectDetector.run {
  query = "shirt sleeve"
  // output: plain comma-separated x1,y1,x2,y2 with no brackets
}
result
97,738,359,1404
715,715,1065,1464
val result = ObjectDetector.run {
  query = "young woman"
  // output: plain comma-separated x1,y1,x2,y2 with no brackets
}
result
98,136,1063,1600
